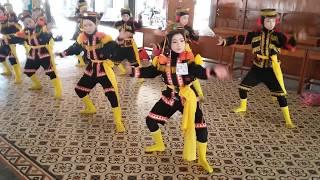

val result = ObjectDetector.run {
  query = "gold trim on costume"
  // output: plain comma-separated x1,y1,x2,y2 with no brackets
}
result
261,32,265,56
83,43,104,51
252,36,261,43
239,85,252,91
260,9,277,17
266,32,270,57
252,46,261,53
270,35,278,42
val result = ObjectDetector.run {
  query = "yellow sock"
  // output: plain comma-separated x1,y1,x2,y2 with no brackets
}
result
29,74,42,90
118,64,127,75
281,106,296,128
233,99,247,113
197,141,213,173
112,107,125,132
51,78,62,99
1,61,12,76
13,64,22,84
80,95,96,114
145,129,165,152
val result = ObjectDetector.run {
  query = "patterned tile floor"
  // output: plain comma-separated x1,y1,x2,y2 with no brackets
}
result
0,18,320,180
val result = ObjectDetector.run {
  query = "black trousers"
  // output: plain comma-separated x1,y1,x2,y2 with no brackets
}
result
24,55,56,79
146,89,208,143
239,65,287,107
75,74,119,108
117,39,139,66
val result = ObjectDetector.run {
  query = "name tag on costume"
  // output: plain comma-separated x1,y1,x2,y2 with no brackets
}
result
176,63,189,75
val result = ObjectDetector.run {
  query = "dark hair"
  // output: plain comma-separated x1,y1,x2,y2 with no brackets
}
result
8,12,18,23
166,29,186,48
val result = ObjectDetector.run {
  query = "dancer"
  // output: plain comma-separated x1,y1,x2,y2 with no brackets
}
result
0,7,22,83
57,12,125,132
114,8,142,75
125,29,229,173
217,9,296,128
1,13,62,98
153,8,204,100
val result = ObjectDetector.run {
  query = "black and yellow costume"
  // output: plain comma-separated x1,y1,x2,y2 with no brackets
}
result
221,9,296,128
0,11,22,83
114,8,142,70
32,8,58,72
4,14,62,99
153,8,204,99
130,30,216,173
60,12,125,133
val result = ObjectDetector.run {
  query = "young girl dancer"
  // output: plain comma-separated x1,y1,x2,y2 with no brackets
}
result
217,9,297,128
57,12,125,132
126,29,229,173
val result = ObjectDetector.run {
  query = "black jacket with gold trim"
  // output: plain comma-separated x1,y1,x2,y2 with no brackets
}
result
0,22,21,35
223,28,296,68
0,22,21,56
131,51,215,96
114,19,142,34
5,26,53,59
61,32,121,77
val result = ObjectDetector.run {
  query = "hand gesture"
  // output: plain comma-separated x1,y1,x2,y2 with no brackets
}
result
213,65,230,80
216,36,225,46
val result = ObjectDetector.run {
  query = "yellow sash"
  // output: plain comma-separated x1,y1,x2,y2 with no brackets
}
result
257,54,287,94
102,60,121,106
48,39,57,71
29,40,57,72
271,55,287,95
179,85,197,161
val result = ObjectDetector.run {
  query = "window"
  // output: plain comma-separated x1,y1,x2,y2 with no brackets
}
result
135,0,167,29
193,0,213,35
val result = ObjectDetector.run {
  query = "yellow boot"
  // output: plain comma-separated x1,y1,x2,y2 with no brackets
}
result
197,141,213,173
76,55,85,67
29,74,42,90
1,61,12,76
80,95,96,114
145,129,165,152
51,78,62,99
112,107,125,132
118,63,127,75
13,64,22,84
233,99,247,113
193,79,204,101
137,78,144,83
281,106,296,128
